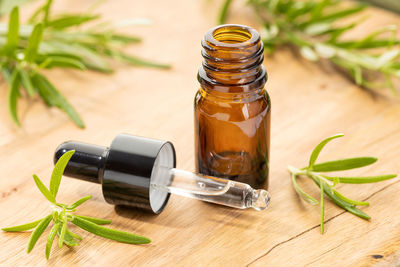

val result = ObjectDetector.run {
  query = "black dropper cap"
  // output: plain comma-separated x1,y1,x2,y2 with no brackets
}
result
54,134,176,214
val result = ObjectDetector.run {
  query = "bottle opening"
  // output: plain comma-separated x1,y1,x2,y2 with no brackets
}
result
212,25,252,44
199,24,267,93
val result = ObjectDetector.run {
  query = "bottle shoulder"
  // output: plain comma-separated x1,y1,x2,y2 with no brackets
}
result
195,87,271,105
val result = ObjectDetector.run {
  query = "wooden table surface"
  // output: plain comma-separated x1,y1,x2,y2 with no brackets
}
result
1,0,400,266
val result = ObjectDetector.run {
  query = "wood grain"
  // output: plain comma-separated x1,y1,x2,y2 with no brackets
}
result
1,0,400,266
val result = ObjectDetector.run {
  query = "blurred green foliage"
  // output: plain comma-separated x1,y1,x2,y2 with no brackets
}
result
218,0,400,95
0,0,170,128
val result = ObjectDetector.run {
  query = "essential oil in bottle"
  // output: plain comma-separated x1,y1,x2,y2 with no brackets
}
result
195,24,271,189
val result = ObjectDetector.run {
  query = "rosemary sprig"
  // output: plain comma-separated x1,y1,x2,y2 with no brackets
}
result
288,134,397,234
2,150,150,259
218,0,400,95
1,0,170,128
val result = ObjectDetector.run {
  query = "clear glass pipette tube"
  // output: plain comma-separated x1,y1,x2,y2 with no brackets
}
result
151,165,271,211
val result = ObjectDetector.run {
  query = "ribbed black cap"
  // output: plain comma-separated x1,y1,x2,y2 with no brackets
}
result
54,134,176,214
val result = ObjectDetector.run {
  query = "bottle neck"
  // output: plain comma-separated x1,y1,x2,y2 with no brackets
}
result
198,24,267,95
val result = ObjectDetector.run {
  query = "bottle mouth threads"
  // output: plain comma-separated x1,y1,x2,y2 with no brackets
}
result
198,24,267,93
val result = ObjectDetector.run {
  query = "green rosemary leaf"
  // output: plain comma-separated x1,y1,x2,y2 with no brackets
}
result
45,41,112,72
42,0,53,25
378,50,400,68
5,7,19,53
301,5,366,28
311,175,371,220
286,31,309,47
310,157,377,172
308,133,344,169
28,4,44,24
62,232,80,246
290,171,318,205
66,229,82,241
320,180,324,234
37,51,84,62
217,0,233,25
50,149,75,197
44,31,100,45
1,68,11,82
31,73,85,128
352,26,397,49
72,216,151,244
322,174,397,184
8,68,20,126
39,55,86,70
74,215,111,225
304,22,332,36
47,14,100,29
31,75,52,106
107,51,171,69
345,205,371,220
46,222,59,259
106,33,141,44
315,43,337,58
332,189,369,206
68,195,92,209
27,214,52,253
353,65,363,85
328,23,358,42
33,174,56,203
2,217,45,232
335,39,400,49
25,23,44,62
300,46,318,61
57,226,79,246
385,73,397,96
310,0,331,22
285,1,317,21
58,221,67,248
18,68,35,97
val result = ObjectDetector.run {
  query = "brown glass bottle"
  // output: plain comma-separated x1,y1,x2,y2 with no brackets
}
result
194,24,271,189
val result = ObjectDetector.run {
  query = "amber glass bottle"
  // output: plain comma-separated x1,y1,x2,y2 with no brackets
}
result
194,24,271,189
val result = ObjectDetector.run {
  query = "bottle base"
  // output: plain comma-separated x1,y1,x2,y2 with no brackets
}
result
197,151,268,189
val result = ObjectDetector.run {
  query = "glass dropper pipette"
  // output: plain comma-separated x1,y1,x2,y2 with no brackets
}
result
54,134,271,214
151,166,270,211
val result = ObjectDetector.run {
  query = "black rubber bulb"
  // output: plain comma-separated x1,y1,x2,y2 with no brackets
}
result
54,141,107,184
